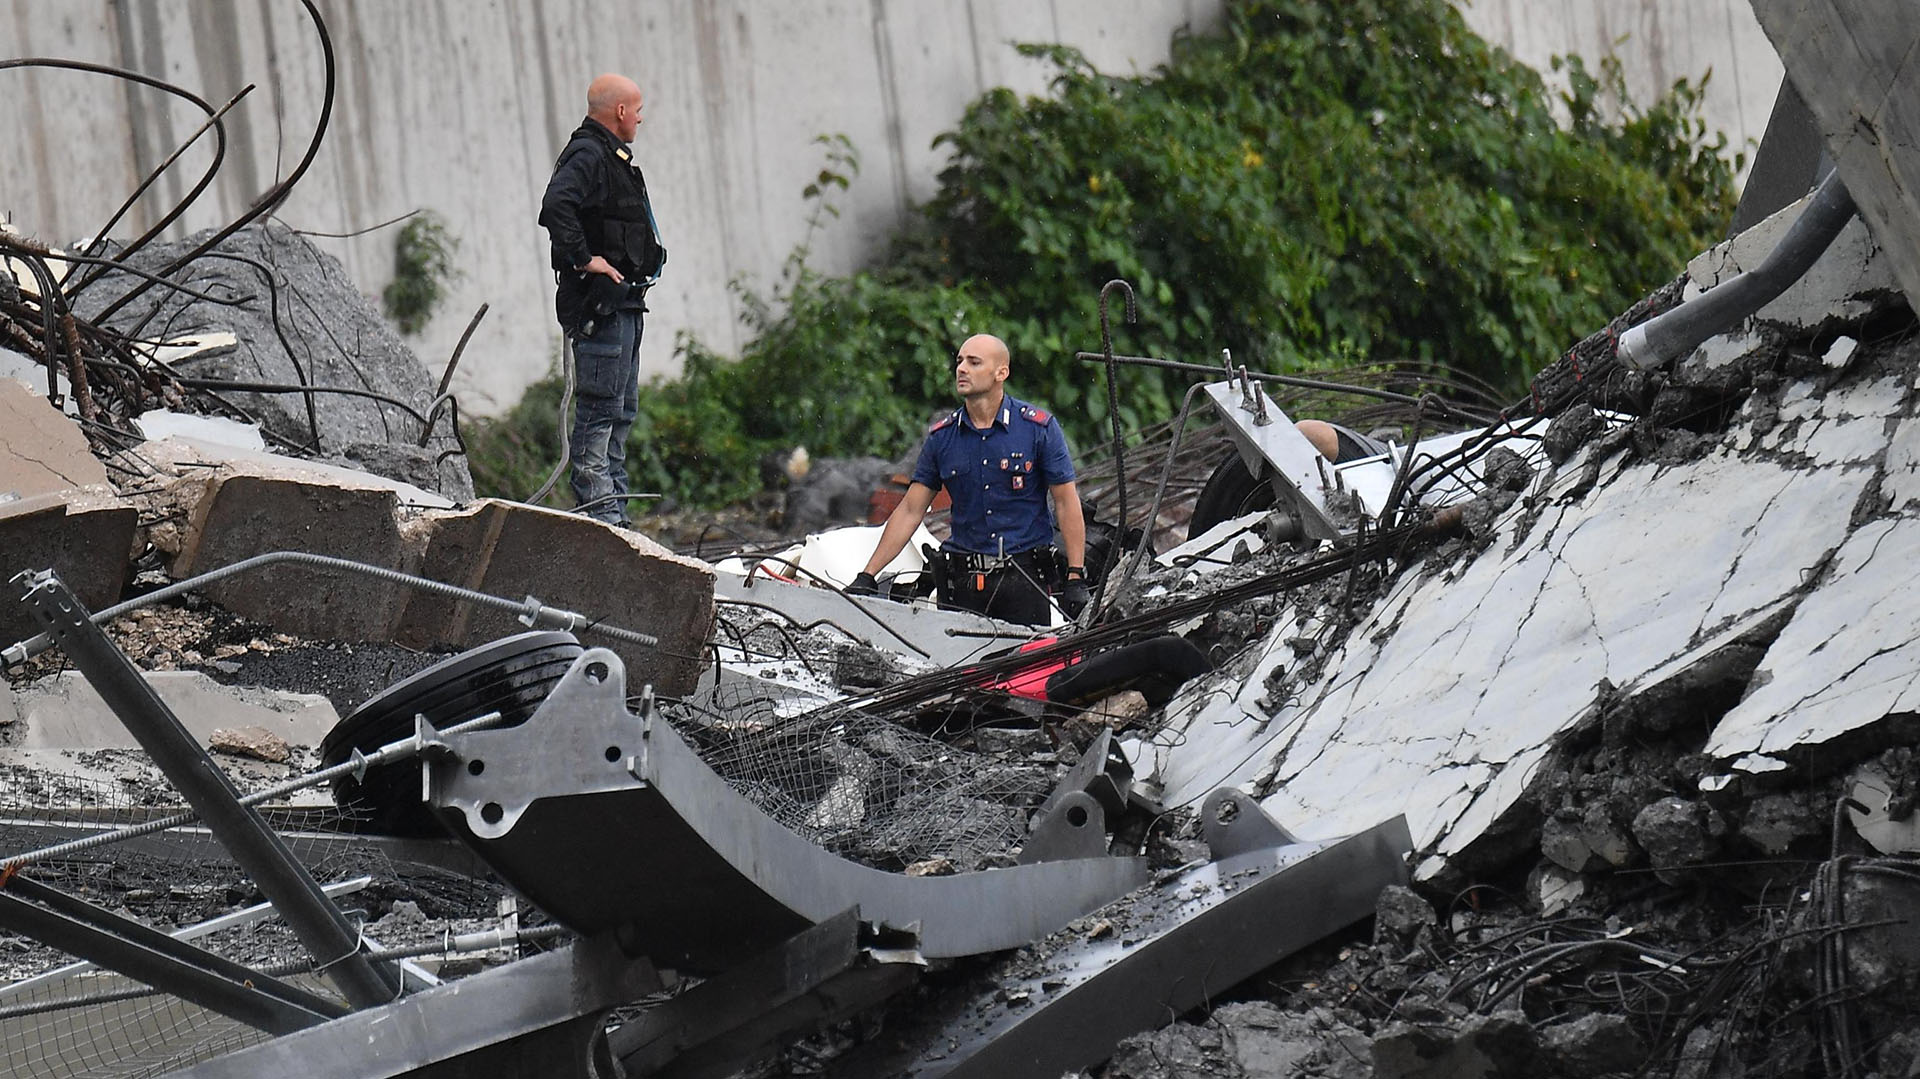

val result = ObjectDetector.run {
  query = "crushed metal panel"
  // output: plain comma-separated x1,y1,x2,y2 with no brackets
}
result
839,814,1411,1078
425,650,1150,972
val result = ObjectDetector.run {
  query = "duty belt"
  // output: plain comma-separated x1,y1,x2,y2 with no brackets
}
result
942,547,1053,573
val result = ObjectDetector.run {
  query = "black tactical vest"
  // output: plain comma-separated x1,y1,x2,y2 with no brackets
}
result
556,134,664,281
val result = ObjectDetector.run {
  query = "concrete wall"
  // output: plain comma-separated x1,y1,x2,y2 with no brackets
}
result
1458,0,1784,171
1,1,1780,419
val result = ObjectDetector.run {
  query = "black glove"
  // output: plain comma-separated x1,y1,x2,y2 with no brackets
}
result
846,571,880,597
1060,576,1092,618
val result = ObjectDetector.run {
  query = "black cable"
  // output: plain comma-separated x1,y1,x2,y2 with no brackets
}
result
0,58,228,287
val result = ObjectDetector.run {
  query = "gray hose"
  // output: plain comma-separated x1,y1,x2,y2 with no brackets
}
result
1618,170,1858,371
4,550,657,668
528,335,578,506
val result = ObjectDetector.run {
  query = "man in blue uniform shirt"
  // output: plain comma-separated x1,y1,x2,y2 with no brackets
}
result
848,334,1089,624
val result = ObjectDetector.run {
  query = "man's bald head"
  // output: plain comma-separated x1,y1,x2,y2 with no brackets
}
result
960,333,1009,369
954,333,1011,403
586,74,644,142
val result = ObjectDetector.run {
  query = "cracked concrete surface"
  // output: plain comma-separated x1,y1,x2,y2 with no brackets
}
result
1146,338,1915,880
0,378,108,497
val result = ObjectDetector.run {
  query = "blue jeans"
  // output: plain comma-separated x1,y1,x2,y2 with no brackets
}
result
568,309,642,524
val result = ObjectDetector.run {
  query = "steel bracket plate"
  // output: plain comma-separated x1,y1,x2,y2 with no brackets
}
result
1202,380,1345,542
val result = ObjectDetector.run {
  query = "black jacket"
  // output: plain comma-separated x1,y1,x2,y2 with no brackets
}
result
538,118,665,333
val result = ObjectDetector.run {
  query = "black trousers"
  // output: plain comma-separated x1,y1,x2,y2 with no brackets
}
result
938,553,1054,626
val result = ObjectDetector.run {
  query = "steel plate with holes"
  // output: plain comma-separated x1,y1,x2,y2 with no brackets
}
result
424,650,1150,973
1203,380,1344,541
837,814,1412,1078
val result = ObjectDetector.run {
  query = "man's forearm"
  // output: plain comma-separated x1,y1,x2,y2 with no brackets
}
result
1053,483,1086,570
863,484,936,576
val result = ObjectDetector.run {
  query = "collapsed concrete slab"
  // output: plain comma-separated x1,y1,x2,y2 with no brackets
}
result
1141,338,1909,883
0,378,108,498
400,499,714,695
0,489,136,647
1750,0,1920,318
1688,189,1905,329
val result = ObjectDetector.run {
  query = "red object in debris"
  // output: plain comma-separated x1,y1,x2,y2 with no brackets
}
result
868,488,903,524
868,475,951,523
985,636,1077,701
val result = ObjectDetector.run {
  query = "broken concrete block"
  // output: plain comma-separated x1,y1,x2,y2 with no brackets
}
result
1541,1013,1643,1079
1847,766,1920,856
10,670,337,750
1631,797,1725,872
1373,1012,1538,1079
172,458,428,643
1527,862,1586,917
1213,1002,1370,1079
1749,0,1920,318
1540,813,1603,874
0,489,136,647
399,499,714,695
1736,791,1822,856
1086,689,1150,728
0,377,108,497
209,725,293,763
1372,884,1436,949
1842,872,1920,995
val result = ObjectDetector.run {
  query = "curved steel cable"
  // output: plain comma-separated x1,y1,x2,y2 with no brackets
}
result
0,58,229,282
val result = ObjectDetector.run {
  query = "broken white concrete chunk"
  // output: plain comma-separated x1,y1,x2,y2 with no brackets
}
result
1156,510,1268,571
9,670,336,751
137,332,238,366
1528,862,1587,917
208,725,293,763
1708,515,1920,760
1848,767,1920,856
1823,335,1859,369
0,378,109,497
0,348,72,408
134,410,265,452
1677,329,1766,380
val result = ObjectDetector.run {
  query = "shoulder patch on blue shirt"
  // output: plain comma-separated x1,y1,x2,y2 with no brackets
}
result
928,412,958,433
1020,406,1051,425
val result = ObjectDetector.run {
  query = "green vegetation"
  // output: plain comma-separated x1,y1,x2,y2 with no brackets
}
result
469,0,1739,509
383,211,460,335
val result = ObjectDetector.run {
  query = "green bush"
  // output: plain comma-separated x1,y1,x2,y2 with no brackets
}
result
383,212,460,335
470,0,1738,509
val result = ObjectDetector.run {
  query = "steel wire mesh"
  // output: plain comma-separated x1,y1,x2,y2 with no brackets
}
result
666,681,1055,873
0,762,500,1078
